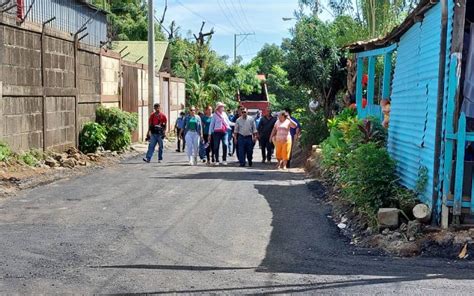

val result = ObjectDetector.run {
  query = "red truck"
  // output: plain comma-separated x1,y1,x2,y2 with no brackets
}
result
238,74,270,116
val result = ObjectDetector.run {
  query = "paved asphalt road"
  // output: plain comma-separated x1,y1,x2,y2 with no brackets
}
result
1,149,474,294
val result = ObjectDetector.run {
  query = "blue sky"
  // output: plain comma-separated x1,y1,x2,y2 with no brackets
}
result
156,0,333,63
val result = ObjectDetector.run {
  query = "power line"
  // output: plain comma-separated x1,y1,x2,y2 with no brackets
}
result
220,0,256,61
216,0,242,33
237,0,254,34
227,0,247,31
173,0,234,35
221,0,246,33
234,32,255,63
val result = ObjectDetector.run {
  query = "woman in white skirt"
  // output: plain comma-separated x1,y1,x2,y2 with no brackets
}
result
183,106,203,165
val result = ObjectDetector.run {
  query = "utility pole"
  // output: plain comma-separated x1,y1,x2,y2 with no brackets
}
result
193,22,215,68
148,0,155,114
233,33,255,64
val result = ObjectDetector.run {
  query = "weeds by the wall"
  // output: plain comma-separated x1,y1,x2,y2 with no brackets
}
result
0,142,12,162
0,143,45,167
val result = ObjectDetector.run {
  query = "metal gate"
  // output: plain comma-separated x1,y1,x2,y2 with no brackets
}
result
443,54,474,223
162,78,170,130
122,65,139,142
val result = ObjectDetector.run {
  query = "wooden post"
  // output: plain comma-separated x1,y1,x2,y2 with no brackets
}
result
454,112,467,216
382,52,393,99
73,37,79,148
452,0,467,131
40,25,47,151
355,57,364,117
367,56,375,107
442,54,461,228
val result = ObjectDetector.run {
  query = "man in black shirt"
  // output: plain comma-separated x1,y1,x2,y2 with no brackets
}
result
257,110,277,163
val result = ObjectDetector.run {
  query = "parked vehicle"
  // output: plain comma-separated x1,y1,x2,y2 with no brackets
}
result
239,75,270,116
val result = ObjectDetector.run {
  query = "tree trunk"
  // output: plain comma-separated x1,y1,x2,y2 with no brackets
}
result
321,87,337,120
345,58,357,106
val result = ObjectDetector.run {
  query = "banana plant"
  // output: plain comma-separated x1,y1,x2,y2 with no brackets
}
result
186,64,224,109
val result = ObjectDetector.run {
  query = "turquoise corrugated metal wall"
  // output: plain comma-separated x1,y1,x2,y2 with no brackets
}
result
388,2,454,207
438,0,455,215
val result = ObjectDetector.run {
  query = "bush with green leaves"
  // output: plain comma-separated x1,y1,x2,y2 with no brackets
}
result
95,106,138,151
0,142,12,162
319,109,416,223
299,110,329,147
341,143,396,214
79,122,107,154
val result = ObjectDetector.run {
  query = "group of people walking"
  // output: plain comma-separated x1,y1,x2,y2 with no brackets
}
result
144,102,301,170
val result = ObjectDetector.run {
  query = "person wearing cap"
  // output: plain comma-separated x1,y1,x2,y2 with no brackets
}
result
209,102,232,165
183,106,203,166
143,103,167,163
234,107,258,167
174,111,186,152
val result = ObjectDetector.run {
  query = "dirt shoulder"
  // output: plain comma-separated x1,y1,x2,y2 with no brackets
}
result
0,145,145,199
304,145,474,260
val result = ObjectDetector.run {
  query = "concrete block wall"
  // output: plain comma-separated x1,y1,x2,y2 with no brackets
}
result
1,26,42,90
44,96,75,150
168,78,185,136
170,81,178,106
101,56,120,97
78,102,99,131
77,51,100,103
0,18,101,152
77,50,101,131
44,36,75,89
0,96,43,151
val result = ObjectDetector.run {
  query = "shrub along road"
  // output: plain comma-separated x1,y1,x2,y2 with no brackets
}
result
0,150,473,294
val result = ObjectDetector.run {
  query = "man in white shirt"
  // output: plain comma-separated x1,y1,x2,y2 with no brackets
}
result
234,107,258,167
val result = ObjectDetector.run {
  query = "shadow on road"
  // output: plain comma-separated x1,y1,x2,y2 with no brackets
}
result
150,169,299,182
121,181,474,294
92,264,255,271
109,274,470,295
145,170,474,293
253,182,474,285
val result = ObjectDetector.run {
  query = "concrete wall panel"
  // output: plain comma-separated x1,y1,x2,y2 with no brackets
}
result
0,96,43,151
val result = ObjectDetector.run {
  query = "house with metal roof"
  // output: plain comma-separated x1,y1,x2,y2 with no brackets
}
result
111,41,171,73
348,0,474,227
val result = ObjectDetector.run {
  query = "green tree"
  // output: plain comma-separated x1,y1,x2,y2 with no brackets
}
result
171,34,261,110
248,44,285,75
284,16,347,119
328,0,420,38
186,64,225,109
93,0,165,41
248,44,307,112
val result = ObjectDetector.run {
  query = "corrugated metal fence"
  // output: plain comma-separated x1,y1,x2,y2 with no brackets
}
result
20,0,107,47
388,2,454,208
